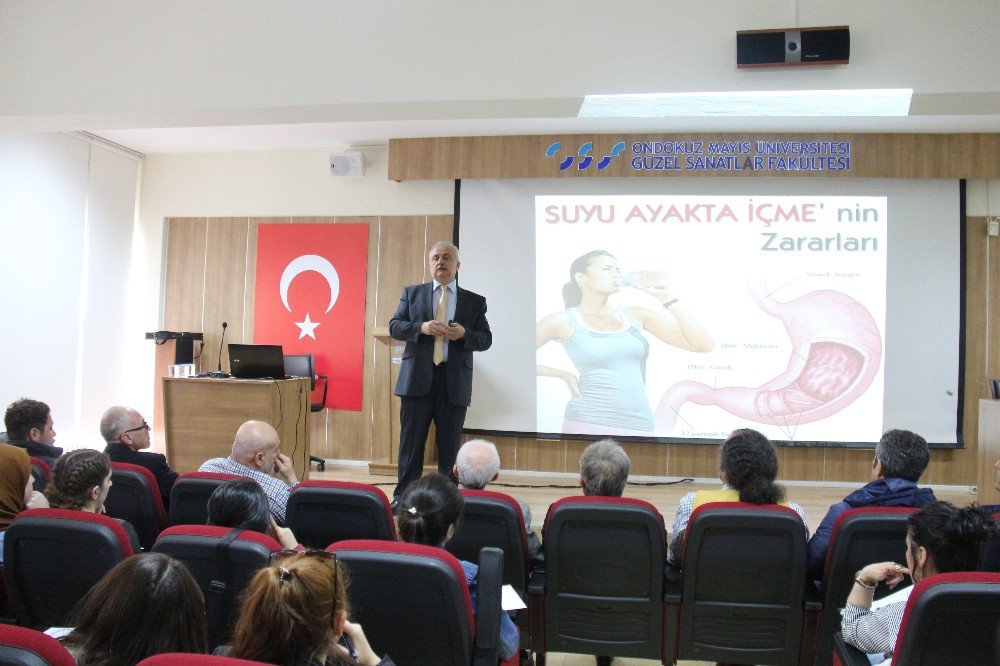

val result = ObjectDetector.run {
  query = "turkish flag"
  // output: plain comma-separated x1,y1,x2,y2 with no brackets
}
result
254,224,368,410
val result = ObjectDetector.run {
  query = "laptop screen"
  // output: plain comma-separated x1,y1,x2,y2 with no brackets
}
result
228,344,286,380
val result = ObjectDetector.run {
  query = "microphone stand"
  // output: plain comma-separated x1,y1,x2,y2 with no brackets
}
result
209,322,231,378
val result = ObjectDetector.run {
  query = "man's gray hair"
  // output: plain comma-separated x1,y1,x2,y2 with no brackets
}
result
99,406,132,443
875,429,930,482
455,439,500,490
579,439,630,497
429,241,459,260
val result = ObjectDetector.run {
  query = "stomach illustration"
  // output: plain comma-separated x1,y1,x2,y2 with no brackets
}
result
655,286,883,432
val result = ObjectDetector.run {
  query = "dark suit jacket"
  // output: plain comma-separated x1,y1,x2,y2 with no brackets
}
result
388,282,491,407
105,442,180,507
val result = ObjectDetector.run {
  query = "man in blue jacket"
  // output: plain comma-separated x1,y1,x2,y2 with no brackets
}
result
807,429,935,579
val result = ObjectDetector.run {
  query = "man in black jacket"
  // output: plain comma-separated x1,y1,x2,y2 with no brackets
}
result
4,397,63,466
101,405,179,508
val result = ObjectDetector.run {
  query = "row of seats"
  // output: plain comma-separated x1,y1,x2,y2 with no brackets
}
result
9,467,1000,664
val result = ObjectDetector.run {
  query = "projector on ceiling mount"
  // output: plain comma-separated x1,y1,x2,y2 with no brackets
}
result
737,26,850,68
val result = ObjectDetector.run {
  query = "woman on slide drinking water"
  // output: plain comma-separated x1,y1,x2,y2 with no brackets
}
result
536,249,714,435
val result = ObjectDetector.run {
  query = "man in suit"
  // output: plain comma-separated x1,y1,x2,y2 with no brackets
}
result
389,241,492,501
101,405,179,508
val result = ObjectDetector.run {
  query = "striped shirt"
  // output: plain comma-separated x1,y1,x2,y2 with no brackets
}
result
841,588,912,657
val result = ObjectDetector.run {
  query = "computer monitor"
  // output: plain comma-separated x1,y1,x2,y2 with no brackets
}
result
228,344,287,380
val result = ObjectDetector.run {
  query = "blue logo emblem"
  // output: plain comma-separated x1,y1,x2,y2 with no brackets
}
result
546,141,626,171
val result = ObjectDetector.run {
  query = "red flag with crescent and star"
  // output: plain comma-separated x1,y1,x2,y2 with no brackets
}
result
253,223,368,410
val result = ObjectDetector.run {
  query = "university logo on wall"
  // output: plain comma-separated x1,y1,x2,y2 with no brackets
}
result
253,223,369,410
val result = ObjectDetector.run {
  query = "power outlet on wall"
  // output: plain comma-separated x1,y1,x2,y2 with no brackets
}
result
988,217,1000,237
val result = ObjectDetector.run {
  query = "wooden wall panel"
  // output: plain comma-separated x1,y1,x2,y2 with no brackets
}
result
162,218,207,337
389,133,1000,181
201,218,248,374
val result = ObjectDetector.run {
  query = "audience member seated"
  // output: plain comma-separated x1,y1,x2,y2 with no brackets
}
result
668,428,809,565
199,420,297,523
578,438,631,497
841,501,999,658
395,473,519,661
980,456,1000,572
45,449,142,552
454,438,543,565
229,551,393,665
101,405,179,508
60,552,207,664
808,428,936,579
3,398,63,466
207,478,300,550
0,442,49,559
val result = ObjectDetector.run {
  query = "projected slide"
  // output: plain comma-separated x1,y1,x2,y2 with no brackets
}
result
535,194,887,443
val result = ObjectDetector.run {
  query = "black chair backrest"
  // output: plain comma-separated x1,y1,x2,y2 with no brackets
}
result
678,502,807,666
283,354,315,390
814,507,915,666
152,525,281,649
446,488,529,598
168,472,242,526
285,481,395,549
3,509,133,628
891,573,1000,664
330,540,487,666
106,463,168,550
540,496,666,661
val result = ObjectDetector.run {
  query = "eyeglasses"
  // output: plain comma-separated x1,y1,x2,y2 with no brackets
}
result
268,549,339,583
121,421,150,436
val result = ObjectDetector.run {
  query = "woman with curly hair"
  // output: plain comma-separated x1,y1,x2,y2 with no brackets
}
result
45,448,140,551
667,428,809,565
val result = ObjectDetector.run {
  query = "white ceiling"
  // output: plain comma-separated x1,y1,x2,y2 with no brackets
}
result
2,1,999,155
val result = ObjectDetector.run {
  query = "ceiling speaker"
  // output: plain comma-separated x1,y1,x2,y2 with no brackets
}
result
329,151,366,177
737,26,850,68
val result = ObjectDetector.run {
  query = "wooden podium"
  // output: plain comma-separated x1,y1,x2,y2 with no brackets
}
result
163,377,312,480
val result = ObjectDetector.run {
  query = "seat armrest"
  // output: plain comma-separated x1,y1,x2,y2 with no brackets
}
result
663,562,683,604
472,547,503,666
527,567,546,596
805,579,824,612
832,631,872,666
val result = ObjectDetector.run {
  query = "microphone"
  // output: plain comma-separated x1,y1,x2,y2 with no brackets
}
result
210,322,230,378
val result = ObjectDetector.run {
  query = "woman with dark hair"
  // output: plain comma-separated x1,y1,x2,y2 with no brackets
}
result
45,449,141,552
230,551,391,665
667,428,809,564
536,249,713,435
842,501,999,657
395,474,519,661
61,552,208,664
207,478,299,549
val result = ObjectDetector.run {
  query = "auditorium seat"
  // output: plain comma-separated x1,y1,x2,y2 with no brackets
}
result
105,462,169,550
28,457,51,493
665,502,808,666
529,496,667,665
0,625,75,666
329,539,506,666
285,480,395,548
445,488,533,650
168,472,241,526
152,525,282,649
3,508,134,628
833,572,1000,665
138,655,273,666
812,506,916,666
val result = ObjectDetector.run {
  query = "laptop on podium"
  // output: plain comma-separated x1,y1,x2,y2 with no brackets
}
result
228,344,287,380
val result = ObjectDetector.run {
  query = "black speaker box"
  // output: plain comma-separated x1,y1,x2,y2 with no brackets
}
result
737,26,850,68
